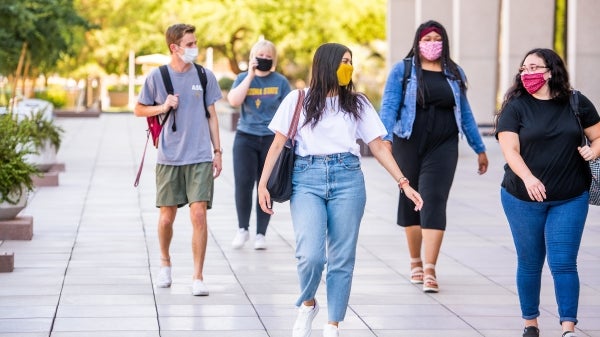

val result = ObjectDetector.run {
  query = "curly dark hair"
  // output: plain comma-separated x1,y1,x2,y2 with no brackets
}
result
494,48,571,127
406,20,466,106
303,43,365,128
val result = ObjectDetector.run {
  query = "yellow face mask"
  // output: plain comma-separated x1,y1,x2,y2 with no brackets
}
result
336,63,353,86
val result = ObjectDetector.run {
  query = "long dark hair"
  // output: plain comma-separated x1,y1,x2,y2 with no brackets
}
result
304,43,365,128
495,48,571,126
406,20,465,106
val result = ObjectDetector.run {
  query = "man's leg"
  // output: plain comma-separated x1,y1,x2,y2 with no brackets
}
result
156,205,177,288
190,201,208,280
158,206,177,266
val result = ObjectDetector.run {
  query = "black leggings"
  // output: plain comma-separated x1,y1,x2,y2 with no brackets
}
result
232,131,274,234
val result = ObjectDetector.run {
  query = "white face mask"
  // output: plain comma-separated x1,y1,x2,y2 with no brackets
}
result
179,47,198,64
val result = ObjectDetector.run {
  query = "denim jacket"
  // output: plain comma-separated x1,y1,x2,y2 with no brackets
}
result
379,57,486,154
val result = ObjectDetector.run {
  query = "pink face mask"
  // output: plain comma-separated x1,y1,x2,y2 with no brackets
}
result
419,41,443,61
521,73,547,94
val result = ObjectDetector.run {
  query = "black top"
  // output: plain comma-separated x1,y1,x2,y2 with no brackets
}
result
413,69,457,154
421,69,455,109
495,92,600,201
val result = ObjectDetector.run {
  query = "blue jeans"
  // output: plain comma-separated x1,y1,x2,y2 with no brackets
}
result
233,131,274,234
500,188,588,325
291,153,366,322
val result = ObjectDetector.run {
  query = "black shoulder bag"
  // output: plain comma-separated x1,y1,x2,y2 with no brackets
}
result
267,89,305,203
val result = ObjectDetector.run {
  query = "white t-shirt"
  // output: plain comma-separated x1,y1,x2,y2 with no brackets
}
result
269,89,387,157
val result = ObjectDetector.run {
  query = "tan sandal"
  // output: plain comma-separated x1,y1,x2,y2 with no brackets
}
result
423,263,439,293
410,258,424,284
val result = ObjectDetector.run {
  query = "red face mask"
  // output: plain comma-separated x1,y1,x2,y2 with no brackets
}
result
521,73,547,94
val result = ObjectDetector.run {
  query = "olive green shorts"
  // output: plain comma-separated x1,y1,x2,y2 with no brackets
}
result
156,162,214,209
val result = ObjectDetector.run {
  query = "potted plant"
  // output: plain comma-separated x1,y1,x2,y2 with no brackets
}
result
20,107,64,172
107,84,129,108
0,113,40,220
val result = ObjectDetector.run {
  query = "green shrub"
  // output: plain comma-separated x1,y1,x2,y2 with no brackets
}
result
218,77,235,91
107,84,128,92
34,87,67,108
0,113,39,204
19,108,64,151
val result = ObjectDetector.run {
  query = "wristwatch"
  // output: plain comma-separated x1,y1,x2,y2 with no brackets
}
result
213,148,223,155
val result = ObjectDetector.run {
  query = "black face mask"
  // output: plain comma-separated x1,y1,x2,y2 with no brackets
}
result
256,57,273,71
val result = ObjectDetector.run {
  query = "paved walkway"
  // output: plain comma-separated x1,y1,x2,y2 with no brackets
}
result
1,111,599,337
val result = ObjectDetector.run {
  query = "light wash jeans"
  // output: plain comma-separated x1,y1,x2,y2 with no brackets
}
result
290,153,366,322
500,188,588,325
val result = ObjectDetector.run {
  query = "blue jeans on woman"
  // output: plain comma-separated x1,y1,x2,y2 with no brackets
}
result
290,153,366,323
233,131,274,234
500,188,588,325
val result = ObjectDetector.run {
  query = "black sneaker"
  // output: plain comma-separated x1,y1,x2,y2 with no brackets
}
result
523,326,539,337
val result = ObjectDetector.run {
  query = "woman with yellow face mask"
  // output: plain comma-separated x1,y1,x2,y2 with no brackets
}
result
257,43,423,337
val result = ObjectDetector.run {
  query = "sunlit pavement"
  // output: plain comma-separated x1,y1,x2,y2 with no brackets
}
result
0,109,599,337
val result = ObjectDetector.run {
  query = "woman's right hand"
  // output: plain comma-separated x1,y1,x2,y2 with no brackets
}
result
523,175,546,202
248,58,258,73
258,184,274,215
402,185,424,211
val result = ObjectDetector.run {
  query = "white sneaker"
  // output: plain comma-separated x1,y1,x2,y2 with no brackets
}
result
292,300,319,337
231,228,249,249
156,266,172,288
254,234,267,250
191,279,209,296
323,324,339,337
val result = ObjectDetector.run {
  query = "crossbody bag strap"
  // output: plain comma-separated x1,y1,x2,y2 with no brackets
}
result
134,131,151,187
288,89,305,144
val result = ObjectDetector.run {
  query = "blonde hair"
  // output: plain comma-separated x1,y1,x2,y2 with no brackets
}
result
249,40,277,70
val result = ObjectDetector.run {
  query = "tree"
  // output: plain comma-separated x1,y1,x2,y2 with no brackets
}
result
554,0,567,61
70,0,386,82
0,0,91,107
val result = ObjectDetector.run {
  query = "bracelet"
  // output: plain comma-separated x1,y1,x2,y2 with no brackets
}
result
397,176,409,188
213,148,223,155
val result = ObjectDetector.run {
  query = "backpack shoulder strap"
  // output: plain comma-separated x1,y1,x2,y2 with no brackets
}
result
396,57,412,121
570,89,580,116
194,63,210,118
157,65,173,127
570,89,587,146
159,65,174,95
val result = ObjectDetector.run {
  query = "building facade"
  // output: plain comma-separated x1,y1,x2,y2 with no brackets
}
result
388,0,600,125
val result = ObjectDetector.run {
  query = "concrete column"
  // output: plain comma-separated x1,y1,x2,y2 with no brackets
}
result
387,0,600,124
501,0,554,100
455,0,501,125
387,0,416,67
570,0,600,106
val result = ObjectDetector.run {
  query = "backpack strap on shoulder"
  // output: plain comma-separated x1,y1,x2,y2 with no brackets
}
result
194,63,210,118
396,57,412,121
158,65,176,131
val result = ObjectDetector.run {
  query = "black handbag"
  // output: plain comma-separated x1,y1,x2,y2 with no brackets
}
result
267,89,305,203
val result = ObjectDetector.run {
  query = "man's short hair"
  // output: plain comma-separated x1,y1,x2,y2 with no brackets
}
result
165,24,196,50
